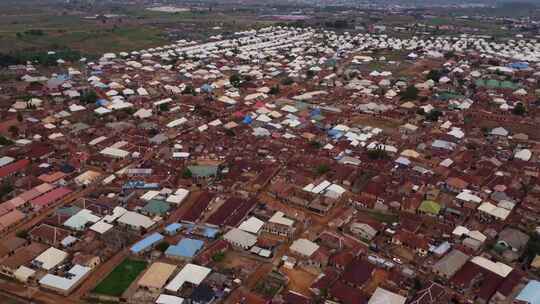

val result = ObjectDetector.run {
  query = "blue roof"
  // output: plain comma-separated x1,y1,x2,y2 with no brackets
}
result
516,280,540,304
202,227,219,238
243,115,253,124
165,223,182,234
130,233,164,254
165,238,204,258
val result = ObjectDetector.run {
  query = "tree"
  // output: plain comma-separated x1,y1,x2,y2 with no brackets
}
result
425,109,443,122
80,90,98,104
269,85,280,95
159,103,169,113
212,252,225,262
0,136,13,146
8,125,19,137
367,144,387,160
16,230,28,239
182,85,196,95
230,73,242,88
281,77,294,86
426,69,442,82
512,102,526,116
182,168,193,179
316,164,330,175
400,85,419,100
155,241,169,252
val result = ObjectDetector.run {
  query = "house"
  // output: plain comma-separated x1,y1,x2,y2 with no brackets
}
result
496,228,529,253
368,287,406,304
262,211,297,239
191,283,215,304
0,243,48,277
165,238,204,260
223,228,257,250
392,231,429,256
39,265,91,295
350,222,378,241
32,247,68,270
342,258,375,288
409,282,447,304
432,249,470,279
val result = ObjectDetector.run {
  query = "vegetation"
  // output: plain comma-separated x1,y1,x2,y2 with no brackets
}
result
280,77,294,86
425,109,443,122
182,85,196,95
316,164,330,175
212,252,225,262
155,241,169,252
426,69,443,82
81,90,98,105
15,230,28,239
269,85,280,95
158,103,170,112
230,73,242,88
367,144,388,160
400,85,419,100
512,102,526,116
0,136,13,146
93,259,147,297
182,168,193,179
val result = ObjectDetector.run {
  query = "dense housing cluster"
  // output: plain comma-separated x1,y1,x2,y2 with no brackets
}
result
1,24,540,304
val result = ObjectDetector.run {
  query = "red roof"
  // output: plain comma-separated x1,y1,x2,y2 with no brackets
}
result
29,187,72,209
342,258,375,287
0,159,30,179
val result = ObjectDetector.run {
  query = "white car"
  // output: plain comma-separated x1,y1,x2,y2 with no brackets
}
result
392,257,403,264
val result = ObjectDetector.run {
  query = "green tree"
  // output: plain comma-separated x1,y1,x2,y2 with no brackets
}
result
316,164,330,175
425,109,443,122
230,73,242,88
281,77,294,86
512,102,526,116
269,85,280,95
159,103,170,113
212,252,225,262
426,69,442,82
80,90,98,104
155,241,169,252
182,168,193,179
400,85,419,100
8,125,19,137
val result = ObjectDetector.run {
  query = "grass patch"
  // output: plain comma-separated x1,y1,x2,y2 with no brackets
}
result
92,259,147,297
359,209,399,224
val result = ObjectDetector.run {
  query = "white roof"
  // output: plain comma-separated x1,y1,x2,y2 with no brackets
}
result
456,191,482,203
478,202,510,220
100,147,130,158
166,188,189,204
0,156,15,167
268,211,294,226
368,287,406,304
89,136,107,146
90,220,114,234
141,190,160,201
117,211,155,229
238,217,265,234
515,149,532,161
14,266,35,282
34,247,68,270
39,264,91,292
470,256,512,278
165,264,211,292
223,228,258,248
156,294,184,304
167,118,188,128
290,238,319,257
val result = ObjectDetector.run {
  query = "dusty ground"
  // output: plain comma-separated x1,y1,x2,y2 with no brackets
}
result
281,266,319,296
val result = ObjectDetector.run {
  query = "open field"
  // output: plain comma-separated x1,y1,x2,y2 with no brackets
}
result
92,259,148,297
